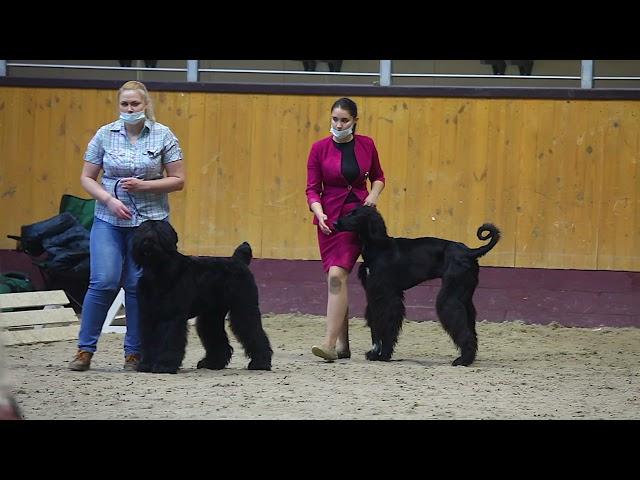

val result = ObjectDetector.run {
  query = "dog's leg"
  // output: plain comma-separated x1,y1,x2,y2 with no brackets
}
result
365,287,405,361
465,297,478,337
378,293,405,361
228,298,273,371
366,302,383,360
196,308,234,370
359,265,381,356
137,298,159,373
364,296,382,360
464,270,479,338
357,263,368,289
436,280,478,366
151,314,189,374
137,322,157,373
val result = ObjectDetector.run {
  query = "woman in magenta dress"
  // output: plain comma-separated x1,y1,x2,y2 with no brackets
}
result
305,97,386,361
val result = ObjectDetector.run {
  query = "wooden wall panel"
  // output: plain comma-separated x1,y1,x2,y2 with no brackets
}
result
403,96,429,239
484,100,518,266
1,86,638,271
245,94,268,258
295,95,331,260
262,95,298,259
180,91,203,250
208,93,234,254
597,103,640,270
0,88,19,239
196,93,223,254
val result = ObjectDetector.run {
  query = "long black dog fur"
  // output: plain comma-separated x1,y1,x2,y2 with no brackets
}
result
334,206,500,366
132,220,272,373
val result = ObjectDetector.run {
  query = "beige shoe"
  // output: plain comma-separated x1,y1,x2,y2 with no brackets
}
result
69,350,93,371
311,345,338,362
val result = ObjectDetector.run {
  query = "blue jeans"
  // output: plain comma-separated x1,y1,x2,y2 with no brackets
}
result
78,217,142,356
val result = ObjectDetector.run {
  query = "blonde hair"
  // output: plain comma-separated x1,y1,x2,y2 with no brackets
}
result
118,80,156,122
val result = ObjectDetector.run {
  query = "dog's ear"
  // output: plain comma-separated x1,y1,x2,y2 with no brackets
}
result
157,222,179,252
168,224,178,248
366,208,387,242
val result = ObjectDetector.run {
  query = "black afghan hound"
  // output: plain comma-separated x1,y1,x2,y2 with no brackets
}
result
334,206,500,366
132,220,272,373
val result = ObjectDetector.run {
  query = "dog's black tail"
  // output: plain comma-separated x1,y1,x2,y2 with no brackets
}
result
468,223,501,259
232,241,252,265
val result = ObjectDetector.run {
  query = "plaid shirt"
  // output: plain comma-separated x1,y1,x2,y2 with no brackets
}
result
84,119,183,227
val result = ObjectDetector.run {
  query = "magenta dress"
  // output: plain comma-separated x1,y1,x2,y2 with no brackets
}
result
306,135,385,273
317,201,362,272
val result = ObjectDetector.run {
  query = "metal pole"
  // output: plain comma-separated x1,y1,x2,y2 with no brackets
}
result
0,60,6,77
187,60,199,82
581,60,594,89
379,60,392,86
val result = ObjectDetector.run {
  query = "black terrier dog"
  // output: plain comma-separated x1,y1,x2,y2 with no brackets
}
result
334,206,500,366
132,220,272,373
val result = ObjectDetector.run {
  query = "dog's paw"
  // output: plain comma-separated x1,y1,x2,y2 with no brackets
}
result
151,364,178,374
452,356,472,367
365,349,382,361
247,360,271,371
365,349,392,361
136,362,153,373
196,357,228,370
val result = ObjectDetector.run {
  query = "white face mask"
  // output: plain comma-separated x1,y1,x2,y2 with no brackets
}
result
330,126,353,140
120,111,146,124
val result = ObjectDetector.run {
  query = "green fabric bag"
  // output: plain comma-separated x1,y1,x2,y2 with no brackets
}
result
0,272,34,294
59,194,96,231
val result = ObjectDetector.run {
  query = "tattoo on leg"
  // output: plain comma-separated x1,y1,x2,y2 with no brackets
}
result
329,276,342,294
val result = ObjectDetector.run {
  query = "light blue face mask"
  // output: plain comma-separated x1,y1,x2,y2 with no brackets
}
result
330,125,353,139
120,111,146,124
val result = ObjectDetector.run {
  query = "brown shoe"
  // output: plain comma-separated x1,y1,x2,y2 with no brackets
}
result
124,354,141,371
69,350,93,371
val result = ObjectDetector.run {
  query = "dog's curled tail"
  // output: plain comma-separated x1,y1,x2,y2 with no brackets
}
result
469,223,501,259
233,241,253,265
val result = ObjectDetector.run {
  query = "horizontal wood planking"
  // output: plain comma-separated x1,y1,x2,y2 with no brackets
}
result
0,290,70,310
1,307,78,329
1,325,79,346
1,87,638,271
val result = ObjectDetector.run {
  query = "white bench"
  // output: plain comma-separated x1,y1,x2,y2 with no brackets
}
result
0,290,79,346
100,290,196,331
102,288,126,333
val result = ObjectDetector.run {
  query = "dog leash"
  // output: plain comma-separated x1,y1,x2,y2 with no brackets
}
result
113,178,143,220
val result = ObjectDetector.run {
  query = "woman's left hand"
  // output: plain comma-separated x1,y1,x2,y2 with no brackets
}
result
363,193,378,207
120,177,144,192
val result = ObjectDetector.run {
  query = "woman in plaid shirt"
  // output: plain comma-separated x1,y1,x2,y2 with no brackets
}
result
68,81,185,372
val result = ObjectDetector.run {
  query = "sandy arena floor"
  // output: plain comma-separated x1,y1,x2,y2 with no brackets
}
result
3,314,639,419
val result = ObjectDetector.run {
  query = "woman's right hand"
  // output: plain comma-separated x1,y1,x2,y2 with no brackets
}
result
106,197,132,220
316,212,331,235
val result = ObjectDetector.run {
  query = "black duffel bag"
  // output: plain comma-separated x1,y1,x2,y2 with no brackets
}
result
7,212,78,256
